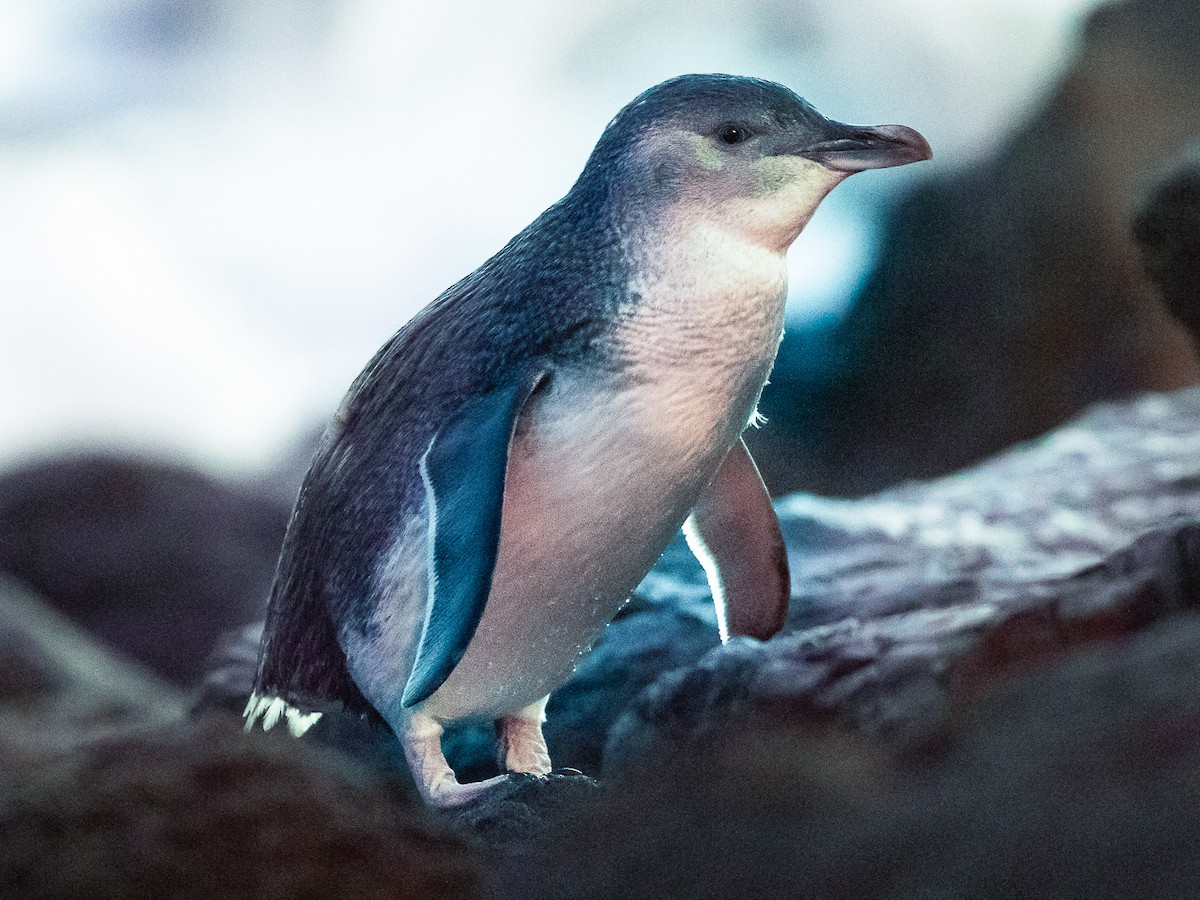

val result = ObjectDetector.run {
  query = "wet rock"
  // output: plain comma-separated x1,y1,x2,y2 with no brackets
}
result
447,773,603,851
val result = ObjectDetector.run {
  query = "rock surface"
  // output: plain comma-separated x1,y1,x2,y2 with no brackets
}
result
0,454,289,685
0,574,184,787
11,385,1200,891
1135,154,1200,343
0,577,493,897
0,716,484,900
605,386,1200,770
508,613,1200,899
199,383,1200,850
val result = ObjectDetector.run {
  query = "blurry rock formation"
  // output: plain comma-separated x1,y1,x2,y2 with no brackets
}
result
11,352,1200,892
751,0,1200,496
0,574,183,787
0,455,289,685
0,573,485,898
0,716,483,900
1135,153,1200,344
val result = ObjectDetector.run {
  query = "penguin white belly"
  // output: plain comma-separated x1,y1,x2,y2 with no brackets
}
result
421,233,788,723
418,363,760,722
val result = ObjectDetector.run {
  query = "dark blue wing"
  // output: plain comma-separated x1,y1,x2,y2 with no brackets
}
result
401,368,547,707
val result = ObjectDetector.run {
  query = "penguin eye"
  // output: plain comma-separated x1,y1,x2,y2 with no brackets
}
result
717,124,750,145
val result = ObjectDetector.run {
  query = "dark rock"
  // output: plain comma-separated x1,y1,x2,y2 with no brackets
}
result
194,622,267,717
1135,155,1200,341
609,521,1200,770
607,385,1200,769
0,573,184,785
507,614,1200,899
204,383,1200,806
0,715,485,900
0,454,289,686
184,378,1200,871
196,367,1200,858
447,773,603,851
750,0,1200,497
504,724,904,900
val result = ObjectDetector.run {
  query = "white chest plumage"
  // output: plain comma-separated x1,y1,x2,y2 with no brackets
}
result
419,226,788,721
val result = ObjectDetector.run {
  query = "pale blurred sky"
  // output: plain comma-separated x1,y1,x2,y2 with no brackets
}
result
0,0,1101,477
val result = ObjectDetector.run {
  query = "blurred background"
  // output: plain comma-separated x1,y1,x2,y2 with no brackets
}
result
1,0,1197,686
0,0,1155,477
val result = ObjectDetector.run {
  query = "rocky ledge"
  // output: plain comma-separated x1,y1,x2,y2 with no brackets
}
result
8,384,1200,893
193,383,1200,871
603,387,1200,774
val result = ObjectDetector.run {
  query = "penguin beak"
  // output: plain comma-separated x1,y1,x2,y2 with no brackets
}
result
798,123,932,173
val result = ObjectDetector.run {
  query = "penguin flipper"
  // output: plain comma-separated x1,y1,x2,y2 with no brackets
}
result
401,368,548,708
683,437,790,641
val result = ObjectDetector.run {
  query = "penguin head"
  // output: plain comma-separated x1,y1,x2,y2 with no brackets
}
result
581,74,931,250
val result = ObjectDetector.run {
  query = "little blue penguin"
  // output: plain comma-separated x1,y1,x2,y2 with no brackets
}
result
245,73,931,806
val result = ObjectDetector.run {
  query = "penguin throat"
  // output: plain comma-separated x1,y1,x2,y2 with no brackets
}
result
621,214,789,316
614,217,788,391
678,158,842,253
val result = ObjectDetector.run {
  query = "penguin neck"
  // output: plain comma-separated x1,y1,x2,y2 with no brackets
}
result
609,209,788,403
619,206,790,326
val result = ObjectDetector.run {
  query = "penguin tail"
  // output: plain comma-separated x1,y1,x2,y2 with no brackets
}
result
242,692,323,737
249,539,377,728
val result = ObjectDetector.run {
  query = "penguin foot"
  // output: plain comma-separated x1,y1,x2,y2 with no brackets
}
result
400,710,515,807
423,772,509,808
496,696,552,775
